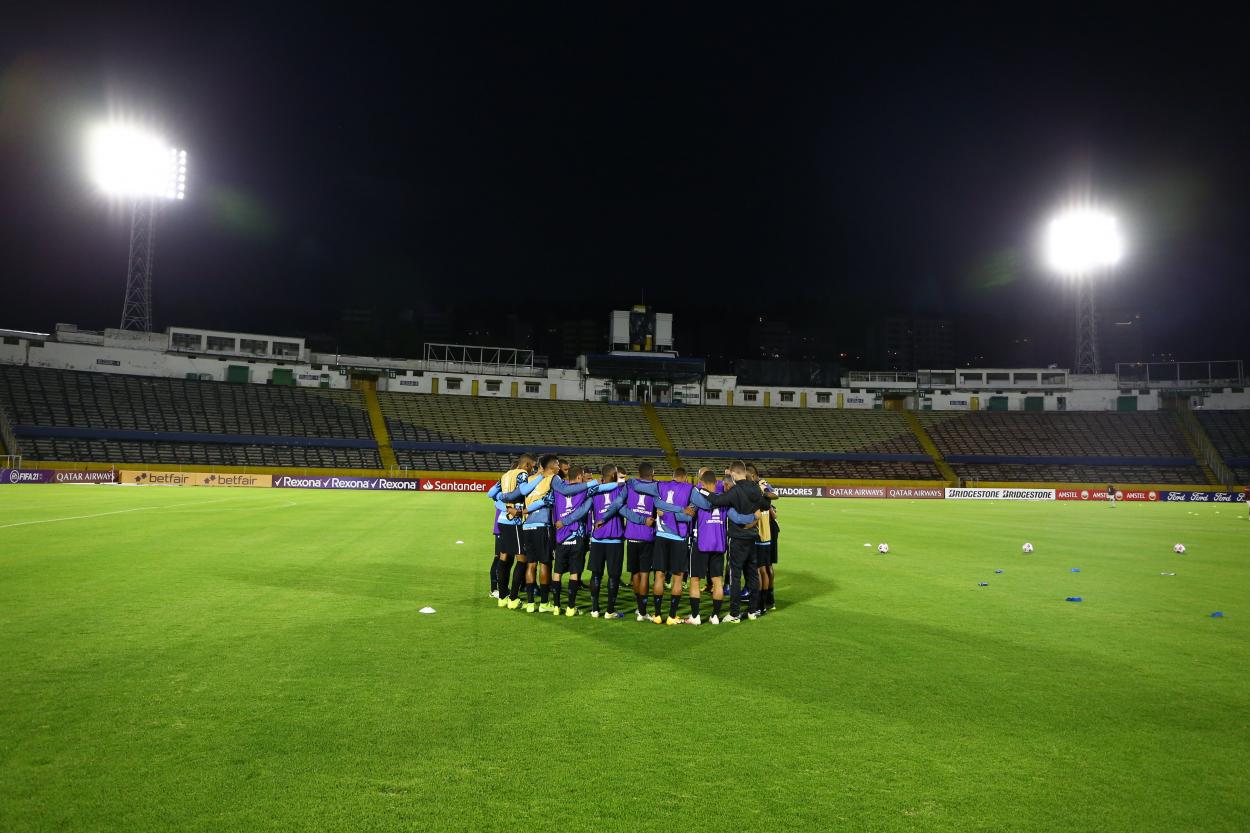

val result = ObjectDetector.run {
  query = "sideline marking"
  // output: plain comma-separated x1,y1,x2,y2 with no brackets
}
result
0,498,237,529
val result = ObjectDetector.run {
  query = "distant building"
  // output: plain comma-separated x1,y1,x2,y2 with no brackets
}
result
749,316,790,360
868,316,954,371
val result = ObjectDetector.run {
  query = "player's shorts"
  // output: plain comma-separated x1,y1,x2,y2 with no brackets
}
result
769,520,780,565
705,550,725,580
687,548,710,579
626,539,655,574
588,541,624,578
554,541,586,575
496,524,523,556
522,527,552,564
654,537,689,575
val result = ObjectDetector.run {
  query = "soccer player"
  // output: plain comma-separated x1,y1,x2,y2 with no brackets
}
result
748,463,780,611
487,481,503,598
1107,483,1116,508
632,467,695,624
587,464,628,619
514,454,561,612
492,453,536,607
702,461,765,622
622,462,659,622
550,465,612,615
685,471,728,623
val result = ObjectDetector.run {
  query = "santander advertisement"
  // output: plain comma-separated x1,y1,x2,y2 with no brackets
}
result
421,478,495,493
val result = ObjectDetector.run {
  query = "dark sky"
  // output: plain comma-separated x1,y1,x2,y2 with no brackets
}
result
2,7,1247,367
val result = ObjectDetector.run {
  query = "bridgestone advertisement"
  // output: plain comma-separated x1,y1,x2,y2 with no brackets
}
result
945,488,1056,501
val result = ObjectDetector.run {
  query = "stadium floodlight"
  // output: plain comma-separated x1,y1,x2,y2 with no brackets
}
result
86,121,189,332
87,124,187,201
1044,207,1123,277
1044,203,1125,375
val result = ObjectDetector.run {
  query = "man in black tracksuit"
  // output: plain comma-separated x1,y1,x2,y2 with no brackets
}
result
703,461,765,622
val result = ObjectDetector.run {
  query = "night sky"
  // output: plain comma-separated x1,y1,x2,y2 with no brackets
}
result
2,8,1247,369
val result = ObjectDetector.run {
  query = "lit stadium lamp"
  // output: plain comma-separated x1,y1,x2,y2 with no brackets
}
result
1044,207,1123,277
86,121,190,332
1043,204,1125,374
87,123,188,201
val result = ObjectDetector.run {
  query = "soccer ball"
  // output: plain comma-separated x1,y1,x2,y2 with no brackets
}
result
1173,543,1186,554
1022,543,1034,553
877,543,889,553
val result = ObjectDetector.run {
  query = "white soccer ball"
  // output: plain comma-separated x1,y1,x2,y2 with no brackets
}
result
877,543,889,553
1173,543,1186,554
1022,542,1034,553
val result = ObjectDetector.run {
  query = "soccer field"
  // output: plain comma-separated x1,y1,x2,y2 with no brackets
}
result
1,486,1247,832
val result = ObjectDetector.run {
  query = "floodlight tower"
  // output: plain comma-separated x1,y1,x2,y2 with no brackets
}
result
1044,204,1124,374
86,124,187,332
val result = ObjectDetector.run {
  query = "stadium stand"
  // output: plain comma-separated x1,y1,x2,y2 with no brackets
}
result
916,411,1190,458
949,463,1208,485
0,363,1236,486
0,365,371,437
916,410,1205,484
23,437,380,469
657,406,924,455
681,457,942,480
380,394,936,479
1197,409,1250,485
0,365,380,469
378,393,658,449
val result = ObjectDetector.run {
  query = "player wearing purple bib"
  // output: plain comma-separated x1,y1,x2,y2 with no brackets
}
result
636,468,696,624
622,462,659,622
686,470,730,624
551,465,617,615
587,464,628,619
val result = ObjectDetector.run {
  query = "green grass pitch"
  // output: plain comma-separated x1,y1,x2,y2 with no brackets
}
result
1,485,1248,832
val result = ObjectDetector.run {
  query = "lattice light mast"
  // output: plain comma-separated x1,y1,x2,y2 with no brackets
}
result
1044,205,1124,374
86,123,187,332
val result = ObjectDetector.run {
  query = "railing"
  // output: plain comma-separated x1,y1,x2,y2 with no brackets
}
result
0,404,18,459
1117,360,1244,388
1176,407,1238,489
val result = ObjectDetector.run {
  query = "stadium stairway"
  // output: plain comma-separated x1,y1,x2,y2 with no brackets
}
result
903,409,958,485
642,402,682,472
1172,407,1232,487
353,379,399,472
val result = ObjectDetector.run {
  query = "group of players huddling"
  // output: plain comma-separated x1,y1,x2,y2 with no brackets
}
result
486,453,780,625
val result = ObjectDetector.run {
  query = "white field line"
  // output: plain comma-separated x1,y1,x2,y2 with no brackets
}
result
0,497,240,530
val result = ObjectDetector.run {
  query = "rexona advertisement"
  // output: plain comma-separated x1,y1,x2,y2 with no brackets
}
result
945,488,1056,501
120,470,274,488
271,475,421,490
